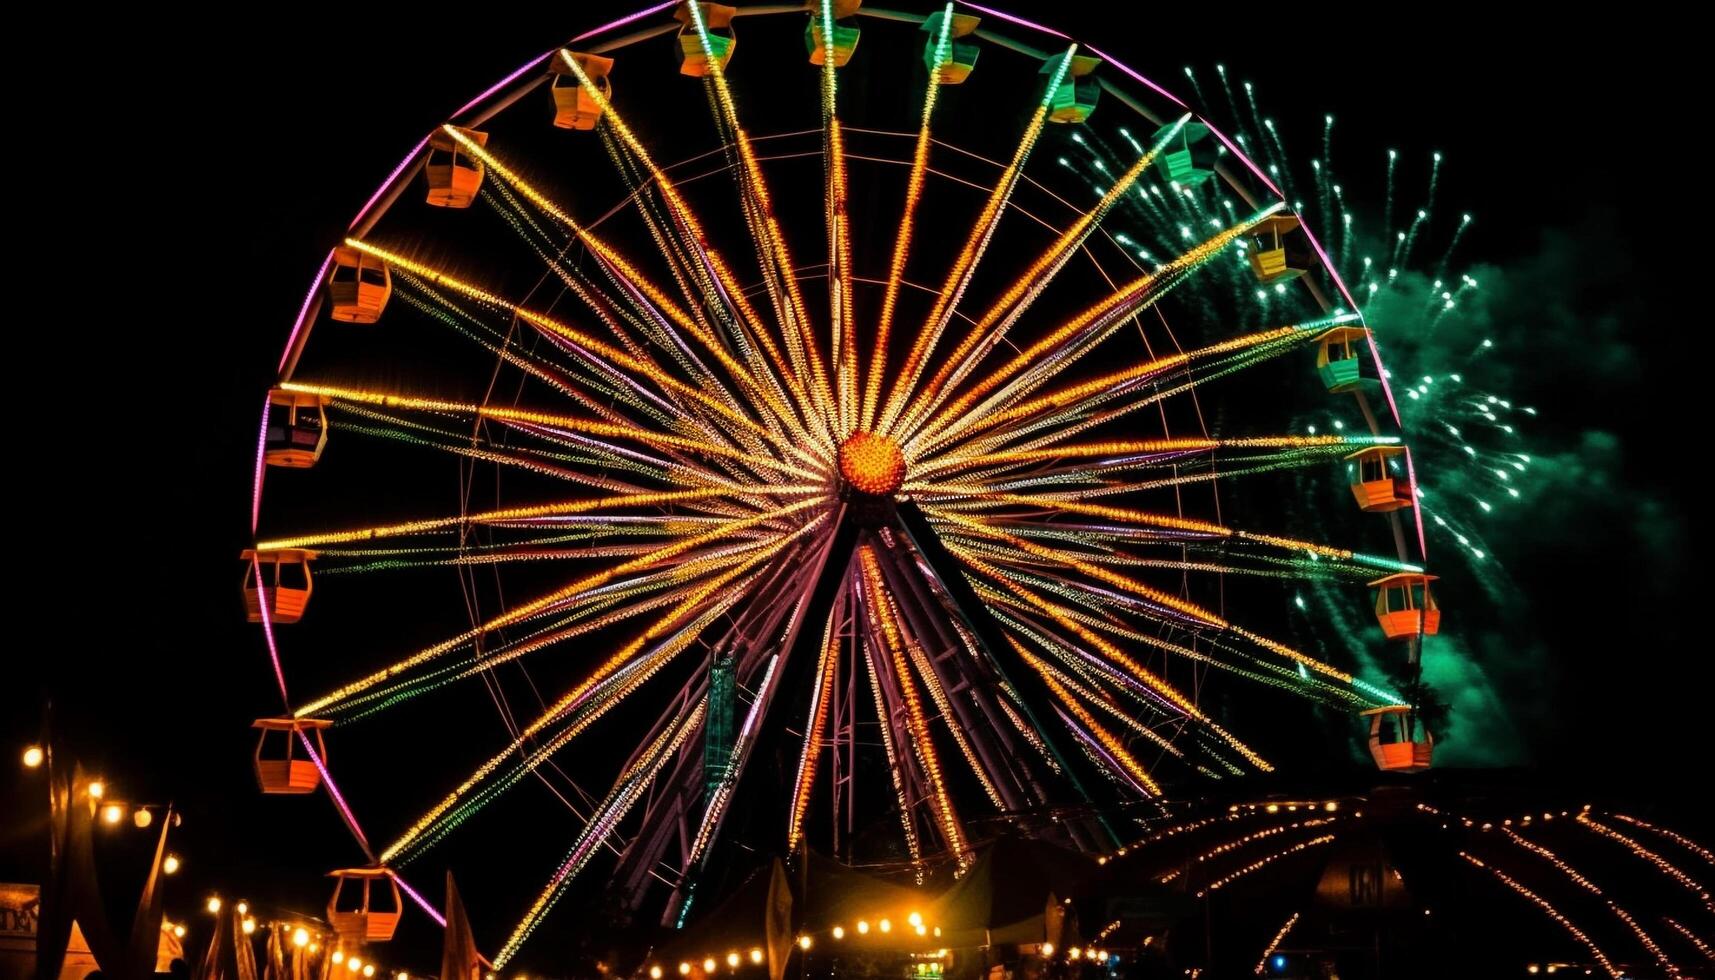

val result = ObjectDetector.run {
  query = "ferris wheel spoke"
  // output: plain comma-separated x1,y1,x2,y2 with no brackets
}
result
875,45,1081,439
861,1,957,434
345,241,808,465
897,116,1192,444
913,203,1286,446
383,556,784,869
682,2,836,431
812,0,858,437
1007,637,1161,796
495,697,707,968
919,319,1333,459
442,127,807,449
859,544,974,870
785,601,841,853
279,381,826,485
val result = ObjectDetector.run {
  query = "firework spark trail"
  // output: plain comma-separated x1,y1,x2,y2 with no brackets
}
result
875,46,1078,438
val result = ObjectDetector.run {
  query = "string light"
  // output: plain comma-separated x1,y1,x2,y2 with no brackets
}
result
21,746,43,768
163,855,181,875
206,898,221,914
1196,835,1335,897
1457,852,1618,977
101,804,124,825
1577,813,1713,909
293,928,310,947
1253,912,1299,975
87,781,105,800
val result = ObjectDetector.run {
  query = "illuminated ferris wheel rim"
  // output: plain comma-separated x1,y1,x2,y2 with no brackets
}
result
244,0,1434,946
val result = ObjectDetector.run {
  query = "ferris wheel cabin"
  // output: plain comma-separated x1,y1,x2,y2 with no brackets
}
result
264,388,329,469
1155,120,1217,187
920,11,980,84
1316,326,1370,393
424,127,488,209
675,3,737,76
806,17,861,67
241,548,317,624
327,868,403,944
1361,706,1433,773
1370,573,1440,641
1248,213,1313,284
550,51,613,130
1345,445,1413,513
1042,52,1101,124
326,246,391,324
252,717,331,794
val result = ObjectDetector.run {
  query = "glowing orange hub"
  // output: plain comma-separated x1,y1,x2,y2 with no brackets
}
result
839,432,905,496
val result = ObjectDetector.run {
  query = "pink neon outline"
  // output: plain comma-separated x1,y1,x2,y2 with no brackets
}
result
453,51,555,119
960,1,1069,38
254,555,290,704
348,135,431,232
294,729,377,858
391,868,449,927
572,0,679,41
1402,447,1429,558
276,250,335,375
1084,45,1186,109
251,391,272,533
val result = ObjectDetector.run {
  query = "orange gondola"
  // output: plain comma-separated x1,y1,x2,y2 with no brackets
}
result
264,388,329,469
1361,706,1433,773
550,51,613,130
675,3,736,77
326,245,390,324
1345,445,1413,513
327,868,403,944
424,127,488,209
1370,573,1440,640
252,718,330,794
240,548,317,624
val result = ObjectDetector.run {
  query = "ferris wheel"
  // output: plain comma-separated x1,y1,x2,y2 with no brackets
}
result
242,0,1441,963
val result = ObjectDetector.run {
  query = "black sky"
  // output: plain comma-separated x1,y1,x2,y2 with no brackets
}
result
5,4,1703,970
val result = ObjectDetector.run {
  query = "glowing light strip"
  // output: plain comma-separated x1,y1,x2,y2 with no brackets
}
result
276,250,335,376
1611,812,1715,865
862,546,972,869
1014,640,1158,795
280,381,823,482
787,614,840,851
299,502,818,719
257,487,814,550
1577,813,1714,911
1195,834,1334,897
862,2,954,434
901,120,1186,439
1459,851,1619,977
919,204,1285,437
1253,912,1298,975
876,48,1072,438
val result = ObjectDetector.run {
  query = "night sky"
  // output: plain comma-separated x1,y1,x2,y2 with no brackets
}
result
4,4,1701,972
